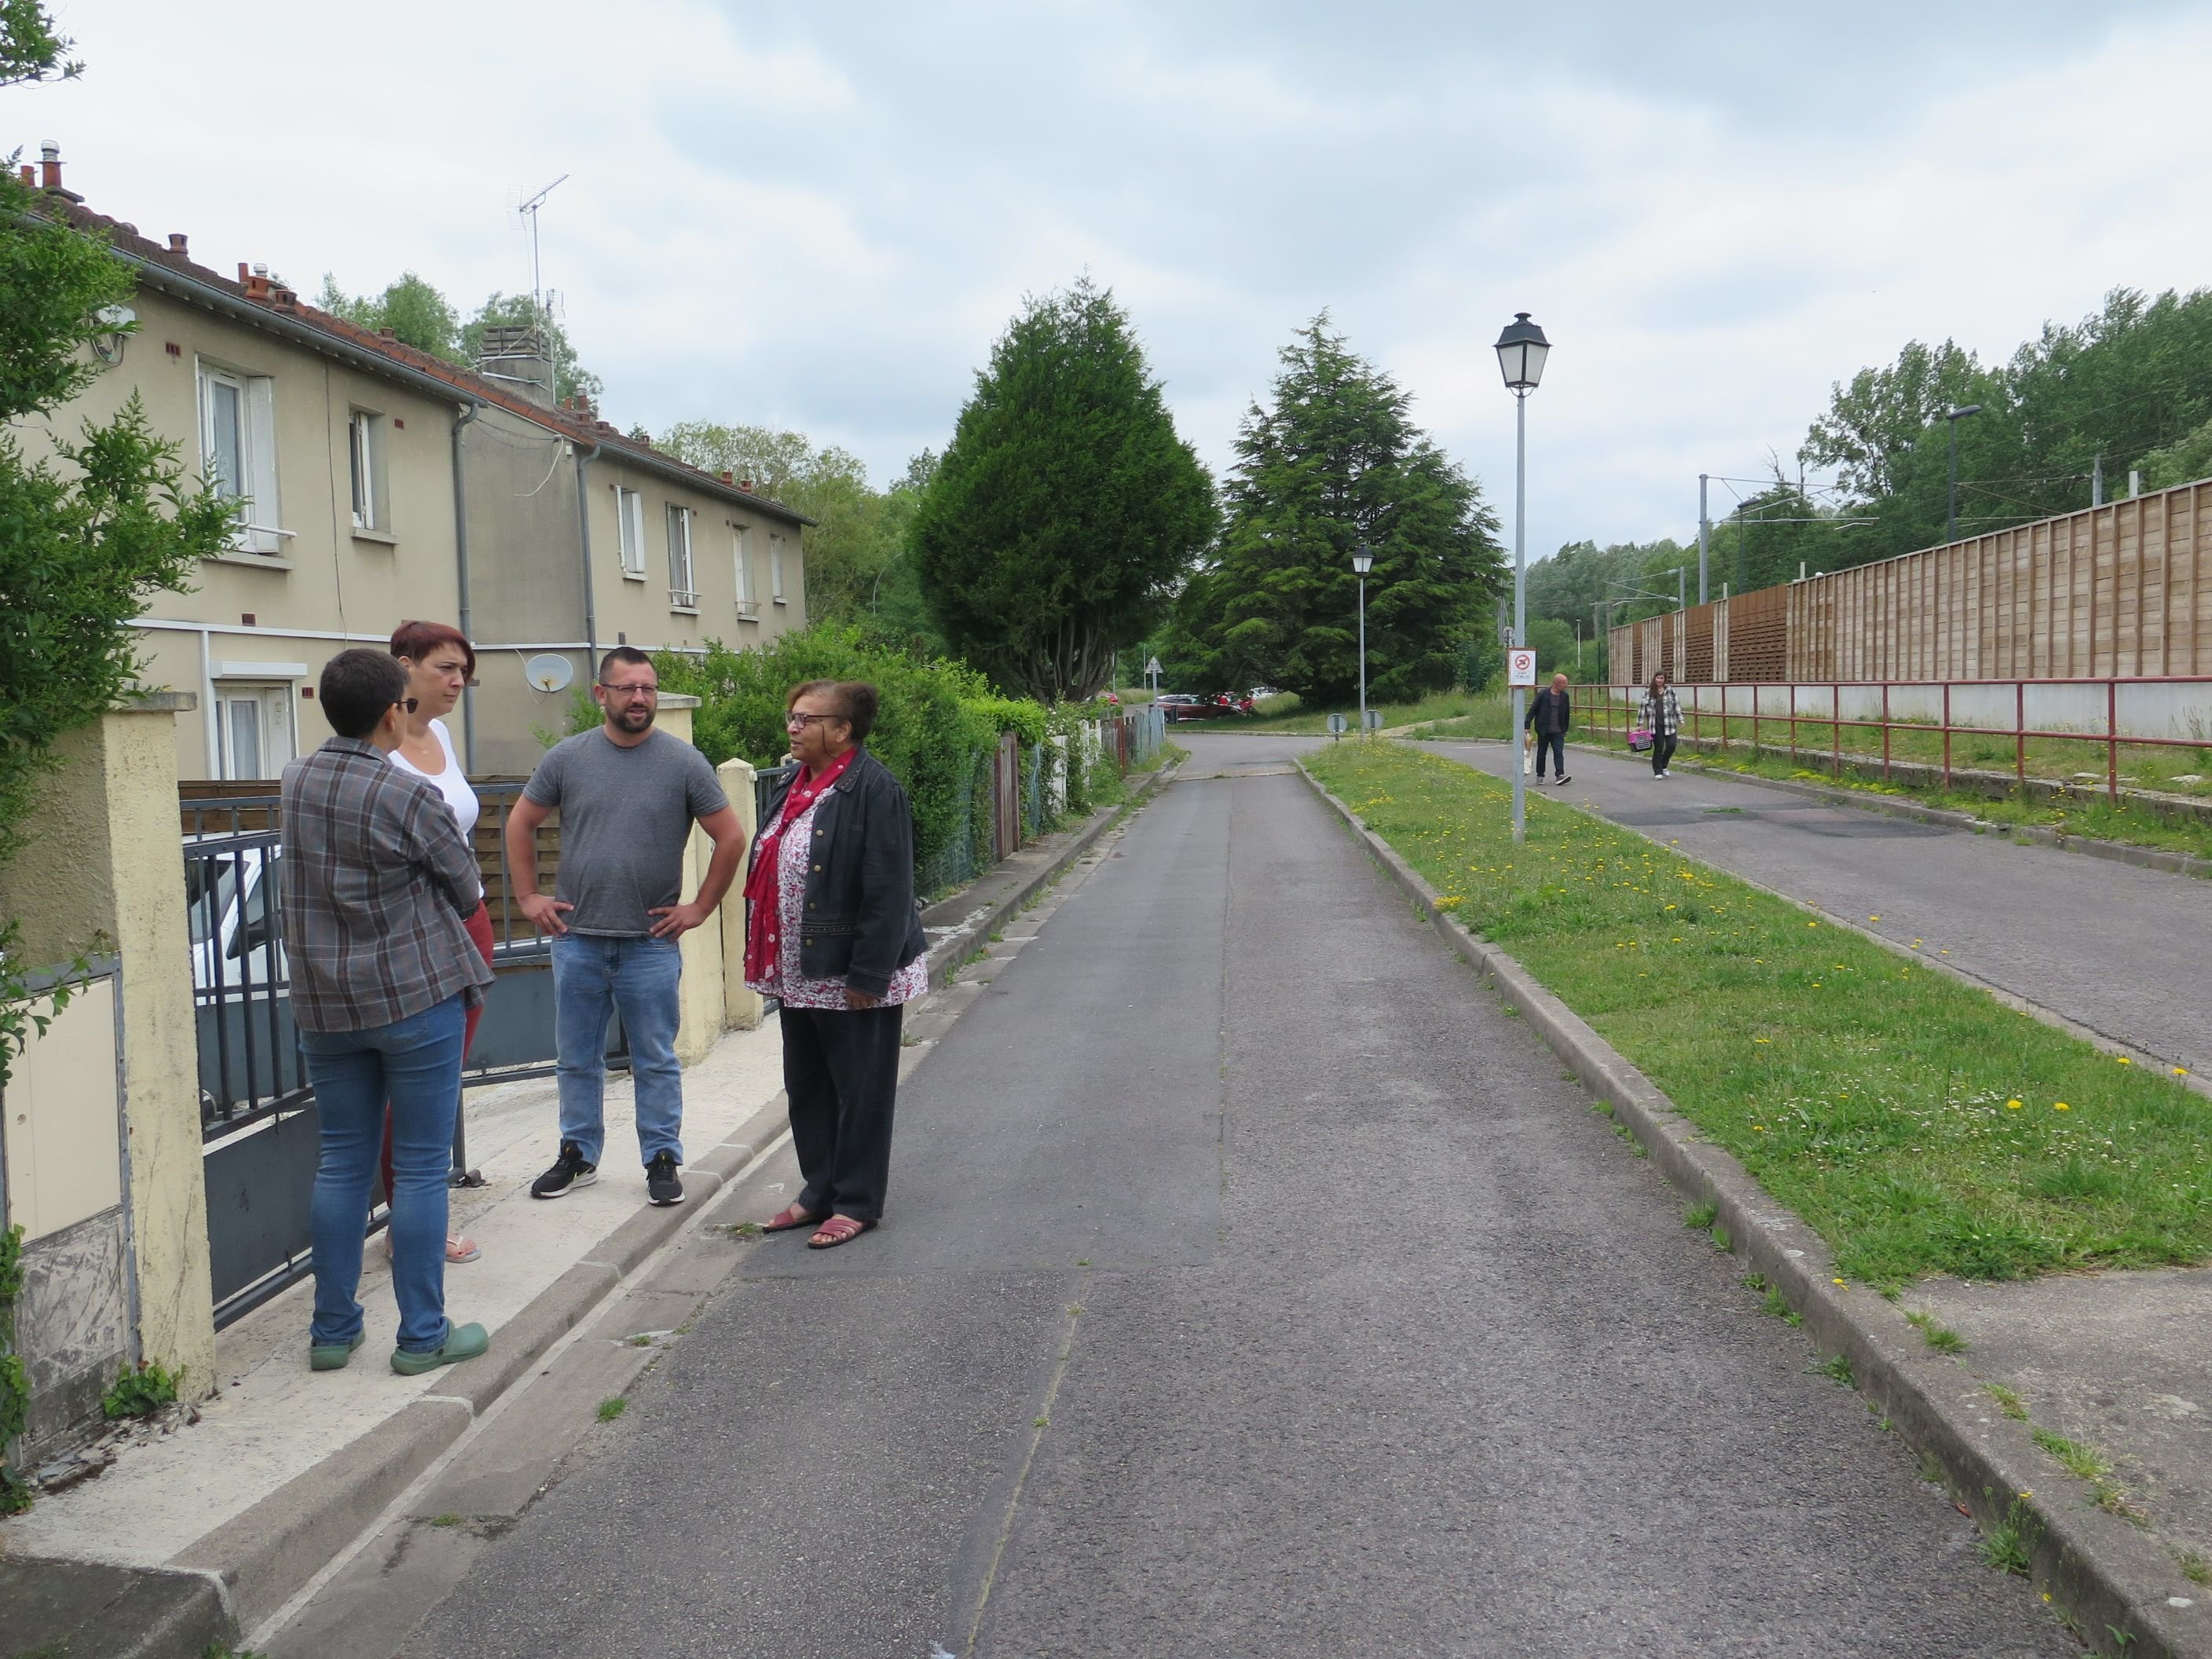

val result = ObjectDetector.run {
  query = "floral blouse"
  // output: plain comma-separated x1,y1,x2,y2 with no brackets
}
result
745,793,928,1011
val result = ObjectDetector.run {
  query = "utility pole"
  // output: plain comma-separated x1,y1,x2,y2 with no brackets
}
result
2092,454,2104,508
1946,404,1983,543
1697,474,1710,605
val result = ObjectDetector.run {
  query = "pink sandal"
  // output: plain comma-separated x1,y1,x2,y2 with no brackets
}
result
806,1215,874,1250
762,1203,827,1233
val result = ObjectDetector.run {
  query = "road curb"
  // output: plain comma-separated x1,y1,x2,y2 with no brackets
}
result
1298,760,2211,1659
920,757,1181,992
1544,735,2212,882
148,1091,793,1654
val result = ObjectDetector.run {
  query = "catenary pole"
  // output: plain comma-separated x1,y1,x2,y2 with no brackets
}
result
1697,474,1709,605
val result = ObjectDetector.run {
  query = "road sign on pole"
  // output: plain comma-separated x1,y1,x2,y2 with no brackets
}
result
1144,657,1161,676
1327,712,1348,739
1507,648,1537,687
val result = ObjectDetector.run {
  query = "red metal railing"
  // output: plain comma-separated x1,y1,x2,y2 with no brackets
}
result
1575,676,2212,803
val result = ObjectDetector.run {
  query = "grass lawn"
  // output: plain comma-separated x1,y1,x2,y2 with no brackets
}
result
1175,687,1511,734
1306,739,2212,1286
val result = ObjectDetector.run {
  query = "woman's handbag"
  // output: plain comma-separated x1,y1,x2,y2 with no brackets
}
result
1627,727,1654,753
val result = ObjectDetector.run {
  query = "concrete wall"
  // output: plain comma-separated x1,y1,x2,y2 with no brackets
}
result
28,283,466,781
715,758,764,1034
0,698,214,1450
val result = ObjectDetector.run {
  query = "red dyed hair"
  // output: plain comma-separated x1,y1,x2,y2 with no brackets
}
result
390,620,475,679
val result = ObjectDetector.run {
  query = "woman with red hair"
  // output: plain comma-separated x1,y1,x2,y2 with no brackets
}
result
381,621,494,1263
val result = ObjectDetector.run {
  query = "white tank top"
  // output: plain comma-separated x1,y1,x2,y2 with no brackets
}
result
388,717,480,837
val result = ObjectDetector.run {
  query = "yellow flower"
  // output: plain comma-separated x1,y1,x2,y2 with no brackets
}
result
1754,1038,1771,1044
2176,1067,2191,1077
2053,1101,2070,1111
1832,1277,1846,1286
1869,914,1880,921
2115,1057,2130,1065
2005,1099,2023,1110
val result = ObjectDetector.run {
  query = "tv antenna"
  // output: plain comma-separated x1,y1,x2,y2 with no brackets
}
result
518,174,569,397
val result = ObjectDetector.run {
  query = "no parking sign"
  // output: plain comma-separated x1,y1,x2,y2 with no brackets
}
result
1507,648,1537,687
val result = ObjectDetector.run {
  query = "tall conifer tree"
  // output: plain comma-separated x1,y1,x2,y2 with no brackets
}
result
1189,315,1503,705
911,277,1215,702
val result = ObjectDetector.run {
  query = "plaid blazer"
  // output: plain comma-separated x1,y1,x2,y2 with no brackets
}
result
1637,688,1683,738
279,738,493,1032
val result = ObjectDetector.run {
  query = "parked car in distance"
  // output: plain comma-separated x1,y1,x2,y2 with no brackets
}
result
1156,694,1210,722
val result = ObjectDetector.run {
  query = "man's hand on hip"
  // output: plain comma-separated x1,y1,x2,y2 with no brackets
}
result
518,892,573,936
647,900,711,939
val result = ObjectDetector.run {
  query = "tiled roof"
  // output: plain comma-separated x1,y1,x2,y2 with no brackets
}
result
26,176,812,526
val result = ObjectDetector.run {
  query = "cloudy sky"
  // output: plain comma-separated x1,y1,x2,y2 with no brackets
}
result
20,1,2212,568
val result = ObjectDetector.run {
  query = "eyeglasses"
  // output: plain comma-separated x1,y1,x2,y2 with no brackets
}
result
784,712,844,731
600,682,658,698
394,697,419,714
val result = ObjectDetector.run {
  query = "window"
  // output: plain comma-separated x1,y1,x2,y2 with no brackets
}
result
666,504,696,608
733,525,756,615
348,410,388,533
214,683,295,780
197,362,281,553
770,533,786,603
617,487,646,577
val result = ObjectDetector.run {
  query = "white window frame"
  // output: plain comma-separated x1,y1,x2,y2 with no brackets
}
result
733,524,756,616
347,408,388,534
666,504,696,610
770,533,786,604
617,486,647,577
212,682,297,781
196,360,283,554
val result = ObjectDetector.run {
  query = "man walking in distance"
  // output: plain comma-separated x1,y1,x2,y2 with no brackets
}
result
505,647,748,1207
1524,671,1573,786
283,650,493,1375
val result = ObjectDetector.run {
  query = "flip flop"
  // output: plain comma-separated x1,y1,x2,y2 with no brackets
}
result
762,1203,827,1233
806,1215,875,1251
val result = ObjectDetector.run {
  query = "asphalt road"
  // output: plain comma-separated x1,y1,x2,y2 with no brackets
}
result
403,751,2070,1658
1419,734,2212,1075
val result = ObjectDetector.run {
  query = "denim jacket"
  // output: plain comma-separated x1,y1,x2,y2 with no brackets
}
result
758,748,930,997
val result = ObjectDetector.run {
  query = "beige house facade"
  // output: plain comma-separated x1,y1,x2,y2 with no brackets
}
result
30,160,810,783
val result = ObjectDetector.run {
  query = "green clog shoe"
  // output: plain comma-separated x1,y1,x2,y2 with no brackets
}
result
309,1332,366,1372
390,1320,490,1376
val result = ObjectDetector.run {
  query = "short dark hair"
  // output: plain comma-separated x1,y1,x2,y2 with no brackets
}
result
598,646,654,683
321,649,407,738
390,619,476,679
785,678,880,742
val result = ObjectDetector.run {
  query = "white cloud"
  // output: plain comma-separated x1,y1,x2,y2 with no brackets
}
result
19,0,2212,571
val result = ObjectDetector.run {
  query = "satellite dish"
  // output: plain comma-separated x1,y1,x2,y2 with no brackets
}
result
525,654,574,693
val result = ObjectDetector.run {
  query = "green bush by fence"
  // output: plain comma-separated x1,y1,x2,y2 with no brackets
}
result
654,626,1047,876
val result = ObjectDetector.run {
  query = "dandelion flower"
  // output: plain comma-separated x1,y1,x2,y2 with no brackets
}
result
2175,1067,2190,1077
2116,1057,2130,1065
1833,1278,1847,1286
2005,1099,2023,1110
1869,914,1880,921
2053,1102,2071,1111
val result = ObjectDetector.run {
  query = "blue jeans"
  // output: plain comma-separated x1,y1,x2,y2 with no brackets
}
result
302,995,464,1354
553,933,684,1168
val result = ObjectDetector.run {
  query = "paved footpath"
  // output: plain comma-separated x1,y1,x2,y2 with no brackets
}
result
1422,735,2212,1077
379,751,2068,1657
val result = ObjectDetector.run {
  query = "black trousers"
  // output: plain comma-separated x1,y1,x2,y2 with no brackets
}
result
1651,732,1678,774
1533,731,1565,777
781,1002,903,1223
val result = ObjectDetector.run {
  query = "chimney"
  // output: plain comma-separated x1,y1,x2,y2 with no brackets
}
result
167,233,189,256
740,478,753,493
719,471,734,485
473,322,555,408
38,141,60,190
16,166,30,185
238,262,271,301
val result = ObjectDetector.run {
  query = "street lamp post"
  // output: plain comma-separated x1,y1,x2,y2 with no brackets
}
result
1946,404,1983,543
1353,543,1374,734
1494,311,1551,844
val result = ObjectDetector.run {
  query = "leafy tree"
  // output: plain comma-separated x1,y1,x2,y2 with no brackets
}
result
317,272,463,363
2137,412,2212,492
460,291,602,407
910,276,1216,702
1185,314,1503,705
0,0,75,86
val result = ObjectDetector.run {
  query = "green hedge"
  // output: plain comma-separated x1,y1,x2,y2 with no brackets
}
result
654,626,1047,871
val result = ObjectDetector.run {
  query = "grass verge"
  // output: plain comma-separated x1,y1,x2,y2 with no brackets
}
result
1305,739,2212,1285
1175,687,1512,735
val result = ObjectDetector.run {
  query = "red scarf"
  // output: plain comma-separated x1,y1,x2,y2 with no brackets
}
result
744,748,858,982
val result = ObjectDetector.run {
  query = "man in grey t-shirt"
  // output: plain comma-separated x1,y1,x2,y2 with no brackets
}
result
504,647,747,1207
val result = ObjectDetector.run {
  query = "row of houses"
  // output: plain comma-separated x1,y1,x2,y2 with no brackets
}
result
21,144,811,779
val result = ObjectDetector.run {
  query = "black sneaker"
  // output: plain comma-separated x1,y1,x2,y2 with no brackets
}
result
646,1152,684,1207
530,1140,598,1199
1555,774,1571,786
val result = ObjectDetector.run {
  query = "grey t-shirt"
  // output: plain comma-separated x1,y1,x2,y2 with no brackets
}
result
523,729,729,936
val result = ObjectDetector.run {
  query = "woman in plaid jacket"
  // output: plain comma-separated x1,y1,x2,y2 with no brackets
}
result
1638,671,1683,778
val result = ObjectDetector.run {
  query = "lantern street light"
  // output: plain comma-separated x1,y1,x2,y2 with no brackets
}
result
1946,404,1983,544
1494,311,1550,844
1352,543,1375,734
